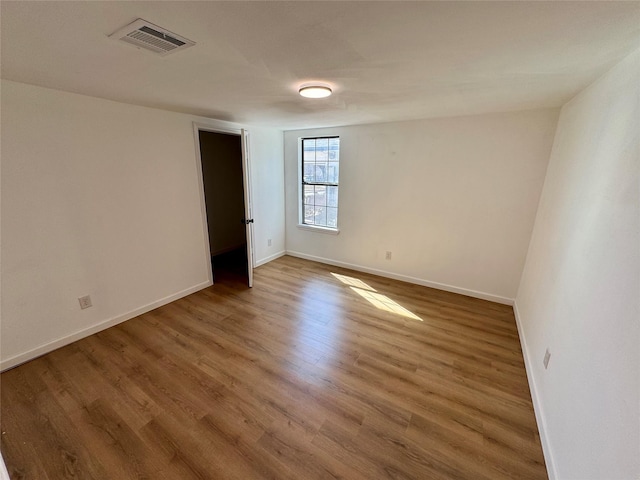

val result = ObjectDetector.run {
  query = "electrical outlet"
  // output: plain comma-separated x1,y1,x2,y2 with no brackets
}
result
268,239,272,247
543,348,551,369
385,251,392,260
78,295,92,310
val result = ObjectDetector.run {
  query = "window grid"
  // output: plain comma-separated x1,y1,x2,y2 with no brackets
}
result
302,136,339,229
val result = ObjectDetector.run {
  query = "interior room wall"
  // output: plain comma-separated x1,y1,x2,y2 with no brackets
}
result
515,49,639,480
284,109,559,302
0,80,284,369
248,127,285,267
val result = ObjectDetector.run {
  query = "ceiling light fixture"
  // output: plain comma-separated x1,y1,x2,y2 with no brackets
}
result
299,84,332,98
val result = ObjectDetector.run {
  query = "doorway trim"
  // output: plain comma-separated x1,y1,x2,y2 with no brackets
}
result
192,122,255,285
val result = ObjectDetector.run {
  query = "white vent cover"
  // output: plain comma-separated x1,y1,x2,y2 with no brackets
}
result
109,19,195,56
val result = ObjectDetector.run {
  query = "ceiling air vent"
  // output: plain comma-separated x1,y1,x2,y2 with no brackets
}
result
109,19,195,56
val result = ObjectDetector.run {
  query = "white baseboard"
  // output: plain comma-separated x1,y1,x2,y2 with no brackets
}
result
0,280,212,372
285,250,513,305
255,250,286,268
513,301,556,480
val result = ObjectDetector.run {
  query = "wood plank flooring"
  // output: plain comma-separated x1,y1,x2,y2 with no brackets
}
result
1,255,547,479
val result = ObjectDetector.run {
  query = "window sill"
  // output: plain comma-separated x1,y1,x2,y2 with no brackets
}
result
297,224,340,235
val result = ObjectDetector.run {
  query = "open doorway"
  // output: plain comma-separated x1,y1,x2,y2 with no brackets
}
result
197,129,252,285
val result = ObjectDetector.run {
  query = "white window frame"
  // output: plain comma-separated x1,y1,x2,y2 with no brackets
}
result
297,136,340,235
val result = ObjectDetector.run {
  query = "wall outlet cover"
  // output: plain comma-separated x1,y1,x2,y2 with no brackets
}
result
78,295,92,310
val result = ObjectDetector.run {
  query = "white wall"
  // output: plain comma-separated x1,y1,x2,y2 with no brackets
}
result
515,49,640,480
284,110,559,302
0,80,284,369
249,127,286,266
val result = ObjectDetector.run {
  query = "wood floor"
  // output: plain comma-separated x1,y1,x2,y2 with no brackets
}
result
1,255,547,479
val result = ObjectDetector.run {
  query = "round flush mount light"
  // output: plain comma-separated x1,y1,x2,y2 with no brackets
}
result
299,84,332,98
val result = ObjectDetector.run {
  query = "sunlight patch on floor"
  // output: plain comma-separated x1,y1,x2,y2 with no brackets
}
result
331,272,375,291
331,272,422,321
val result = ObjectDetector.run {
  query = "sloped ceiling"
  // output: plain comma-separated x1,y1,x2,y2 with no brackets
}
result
1,1,639,129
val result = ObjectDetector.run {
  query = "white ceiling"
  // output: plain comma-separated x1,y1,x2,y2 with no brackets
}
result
2,1,639,129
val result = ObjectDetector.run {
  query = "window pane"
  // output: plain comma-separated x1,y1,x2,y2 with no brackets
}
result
303,162,315,182
314,185,326,207
304,204,315,224
327,186,338,207
303,185,314,205
314,163,327,182
327,162,339,184
303,139,316,161
315,138,329,161
327,207,338,227
314,206,327,226
329,138,340,161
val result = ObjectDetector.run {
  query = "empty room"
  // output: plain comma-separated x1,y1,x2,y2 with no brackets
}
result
1,2,638,479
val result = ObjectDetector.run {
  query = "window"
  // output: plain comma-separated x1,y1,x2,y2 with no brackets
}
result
301,137,340,230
